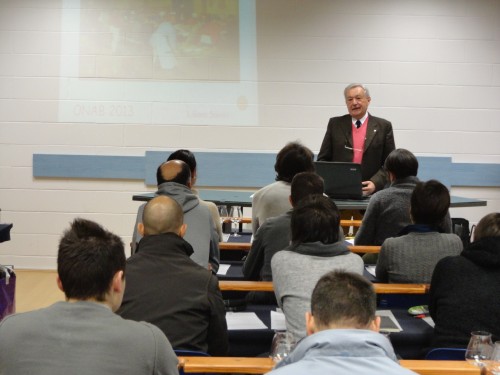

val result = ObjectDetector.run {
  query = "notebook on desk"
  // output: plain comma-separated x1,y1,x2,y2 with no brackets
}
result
314,161,367,200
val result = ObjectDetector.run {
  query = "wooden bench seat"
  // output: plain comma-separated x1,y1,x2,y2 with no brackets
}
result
219,242,381,254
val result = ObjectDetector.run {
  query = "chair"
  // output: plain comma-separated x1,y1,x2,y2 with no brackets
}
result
425,348,466,360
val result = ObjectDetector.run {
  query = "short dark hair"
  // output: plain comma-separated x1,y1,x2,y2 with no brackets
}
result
167,149,197,174
156,161,191,186
311,271,376,329
410,180,450,226
274,142,314,183
57,219,125,301
474,212,500,241
384,148,419,179
291,194,340,245
290,172,324,206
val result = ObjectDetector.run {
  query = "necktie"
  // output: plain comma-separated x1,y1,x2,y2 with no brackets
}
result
355,120,362,129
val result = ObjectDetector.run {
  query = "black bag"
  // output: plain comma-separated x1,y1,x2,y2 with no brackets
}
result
451,218,471,247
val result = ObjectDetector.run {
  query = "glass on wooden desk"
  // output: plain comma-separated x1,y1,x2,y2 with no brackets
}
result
485,341,500,375
229,206,242,237
465,331,493,368
270,331,296,363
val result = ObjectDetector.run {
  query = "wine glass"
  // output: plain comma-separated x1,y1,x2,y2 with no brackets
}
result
218,205,228,228
485,341,500,375
465,331,493,368
229,206,242,237
270,331,295,363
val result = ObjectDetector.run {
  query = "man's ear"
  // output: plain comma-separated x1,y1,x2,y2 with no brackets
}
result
305,312,317,336
138,222,145,236
179,223,187,238
56,276,64,293
288,195,293,207
370,316,381,332
111,270,125,294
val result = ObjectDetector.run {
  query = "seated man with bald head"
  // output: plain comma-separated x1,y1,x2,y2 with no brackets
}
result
118,196,228,356
132,159,219,272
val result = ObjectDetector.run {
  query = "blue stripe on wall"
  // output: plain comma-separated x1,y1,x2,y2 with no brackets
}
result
32,153,500,188
145,151,276,186
33,154,144,180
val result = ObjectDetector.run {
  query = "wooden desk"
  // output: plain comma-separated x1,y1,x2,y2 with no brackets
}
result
178,357,480,375
219,242,381,255
133,190,487,210
219,280,429,294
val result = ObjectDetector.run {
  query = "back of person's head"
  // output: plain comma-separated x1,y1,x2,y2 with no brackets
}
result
58,219,125,301
474,212,500,241
167,149,197,174
410,180,450,226
290,172,324,206
384,148,419,179
274,142,314,183
142,196,184,236
156,160,191,186
311,271,376,330
291,194,340,245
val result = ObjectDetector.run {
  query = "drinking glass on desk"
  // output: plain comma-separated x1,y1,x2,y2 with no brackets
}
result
485,341,500,375
229,206,242,237
465,331,493,368
270,331,295,363
218,206,228,229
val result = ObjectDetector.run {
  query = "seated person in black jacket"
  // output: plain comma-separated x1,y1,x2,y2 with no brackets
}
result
117,195,228,356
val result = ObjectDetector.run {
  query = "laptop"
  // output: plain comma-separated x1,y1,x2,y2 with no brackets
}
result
314,161,366,200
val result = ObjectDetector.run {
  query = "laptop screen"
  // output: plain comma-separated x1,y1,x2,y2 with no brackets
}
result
314,161,364,200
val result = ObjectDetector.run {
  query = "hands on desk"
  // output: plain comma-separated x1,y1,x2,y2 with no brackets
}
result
362,180,376,196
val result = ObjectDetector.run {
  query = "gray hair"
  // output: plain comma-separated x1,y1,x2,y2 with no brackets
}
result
344,83,370,99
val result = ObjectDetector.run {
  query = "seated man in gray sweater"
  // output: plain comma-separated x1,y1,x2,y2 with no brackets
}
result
376,180,462,284
267,271,417,375
132,160,219,272
272,195,363,342
355,148,452,247
0,219,179,375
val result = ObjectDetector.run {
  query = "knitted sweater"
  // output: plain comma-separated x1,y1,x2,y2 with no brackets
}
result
271,241,364,341
355,176,452,246
376,231,462,283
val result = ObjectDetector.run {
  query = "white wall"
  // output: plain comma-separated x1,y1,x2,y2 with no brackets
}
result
0,0,499,269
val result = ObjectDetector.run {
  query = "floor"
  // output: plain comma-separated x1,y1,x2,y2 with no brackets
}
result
12,269,65,313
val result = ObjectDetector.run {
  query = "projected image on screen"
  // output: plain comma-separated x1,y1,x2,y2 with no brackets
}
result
60,0,257,126
82,0,240,81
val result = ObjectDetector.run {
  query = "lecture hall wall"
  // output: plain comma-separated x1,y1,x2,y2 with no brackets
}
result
0,0,499,269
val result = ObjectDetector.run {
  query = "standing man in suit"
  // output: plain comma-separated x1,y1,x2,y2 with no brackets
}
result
317,83,395,196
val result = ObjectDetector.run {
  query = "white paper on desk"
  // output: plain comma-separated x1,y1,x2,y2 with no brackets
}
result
376,310,403,332
271,310,287,330
365,265,376,277
345,238,355,245
422,316,435,328
216,264,230,276
222,233,230,242
226,312,267,330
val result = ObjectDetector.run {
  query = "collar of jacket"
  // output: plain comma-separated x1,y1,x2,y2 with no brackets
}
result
390,175,419,188
286,241,350,257
398,224,443,236
135,232,194,257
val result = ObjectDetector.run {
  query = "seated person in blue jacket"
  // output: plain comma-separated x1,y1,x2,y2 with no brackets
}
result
267,271,417,375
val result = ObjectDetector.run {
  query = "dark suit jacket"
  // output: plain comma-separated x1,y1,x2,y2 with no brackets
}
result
317,113,395,192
